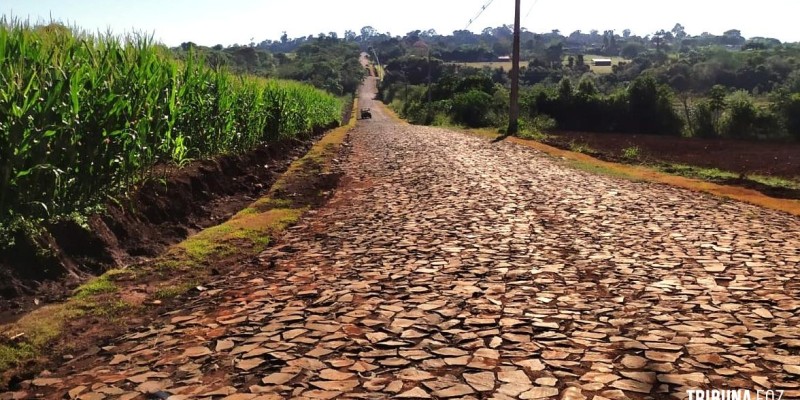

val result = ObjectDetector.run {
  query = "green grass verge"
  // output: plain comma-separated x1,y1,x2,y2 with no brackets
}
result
659,163,800,190
566,159,643,181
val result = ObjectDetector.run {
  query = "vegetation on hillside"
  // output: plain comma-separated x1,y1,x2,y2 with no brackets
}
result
173,34,365,96
366,25,800,140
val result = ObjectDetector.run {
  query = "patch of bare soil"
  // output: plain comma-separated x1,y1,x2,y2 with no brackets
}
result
542,131,800,199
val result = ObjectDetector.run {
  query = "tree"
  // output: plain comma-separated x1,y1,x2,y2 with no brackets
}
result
671,23,687,40
544,42,564,66
621,42,645,59
452,90,493,127
558,77,573,101
721,90,758,138
722,29,745,46
603,30,618,54
773,92,800,138
360,26,378,42
627,76,683,135
652,30,667,51
623,29,631,39
493,40,511,56
405,30,422,45
421,29,438,38
577,76,598,96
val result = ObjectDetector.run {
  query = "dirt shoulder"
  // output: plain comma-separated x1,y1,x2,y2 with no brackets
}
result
540,131,800,200
0,101,358,390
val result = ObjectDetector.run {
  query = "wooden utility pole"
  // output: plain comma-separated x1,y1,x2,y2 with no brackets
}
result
507,0,521,135
427,47,432,122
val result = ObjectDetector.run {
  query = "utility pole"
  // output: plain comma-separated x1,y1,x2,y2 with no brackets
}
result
427,47,432,123
369,46,382,81
413,40,434,123
507,0,521,136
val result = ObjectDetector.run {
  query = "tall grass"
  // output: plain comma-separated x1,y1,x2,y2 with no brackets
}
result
0,20,341,236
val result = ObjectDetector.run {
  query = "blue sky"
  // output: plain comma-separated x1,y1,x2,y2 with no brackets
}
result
2,0,798,46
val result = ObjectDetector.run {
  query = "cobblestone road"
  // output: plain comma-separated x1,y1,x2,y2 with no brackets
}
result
26,78,800,399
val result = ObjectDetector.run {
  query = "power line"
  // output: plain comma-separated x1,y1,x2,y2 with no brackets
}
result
523,0,540,22
465,0,495,29
504,0,541,31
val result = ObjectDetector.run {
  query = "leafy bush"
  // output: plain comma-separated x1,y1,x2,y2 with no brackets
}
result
627,76,684,135
569,141,594,154
719,91,782,139
720,91,758,138
773,92,800,139
621,146,640,160
451,90,493,127
518,115,556,140
690,100,720,138
520,76,682,135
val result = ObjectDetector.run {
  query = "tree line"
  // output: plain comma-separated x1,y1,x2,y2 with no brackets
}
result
369,24,800,140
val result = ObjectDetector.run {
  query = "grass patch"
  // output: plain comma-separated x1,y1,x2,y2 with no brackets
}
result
248,198,293,213
749,175,800,190
73,275,117,300
174,205,303,262
518,129,550,141
567,159,642,181
0,304,84,372
153,258,195,272
154,282,197,300
568,141,594,154
660,163,800,191
89,299,136,320
660,164,739,181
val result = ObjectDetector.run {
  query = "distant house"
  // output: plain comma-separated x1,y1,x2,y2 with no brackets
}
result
497,56,511,61
592,58,612,67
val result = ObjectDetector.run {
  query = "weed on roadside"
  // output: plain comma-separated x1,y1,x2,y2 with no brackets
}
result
621,146,641,160
569,141,594,154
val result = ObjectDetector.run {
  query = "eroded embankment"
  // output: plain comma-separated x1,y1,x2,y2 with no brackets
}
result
0,100,357,387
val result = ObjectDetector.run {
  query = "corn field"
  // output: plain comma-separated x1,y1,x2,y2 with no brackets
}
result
0,20,342,233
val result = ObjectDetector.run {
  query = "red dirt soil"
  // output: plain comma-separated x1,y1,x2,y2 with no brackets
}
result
543,131,800,198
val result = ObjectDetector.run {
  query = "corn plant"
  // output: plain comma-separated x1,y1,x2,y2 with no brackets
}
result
0,19,342,239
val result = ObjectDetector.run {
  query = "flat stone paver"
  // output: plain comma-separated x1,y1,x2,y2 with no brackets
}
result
22,78,800,399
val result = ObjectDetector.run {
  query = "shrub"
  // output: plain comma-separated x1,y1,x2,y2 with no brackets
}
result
773,92,800,139
518,115,556,140
720,91,782,139
627,76,684,135
621,146,640,160
451,90,493,127
569,141,593,154
690,100,720,138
